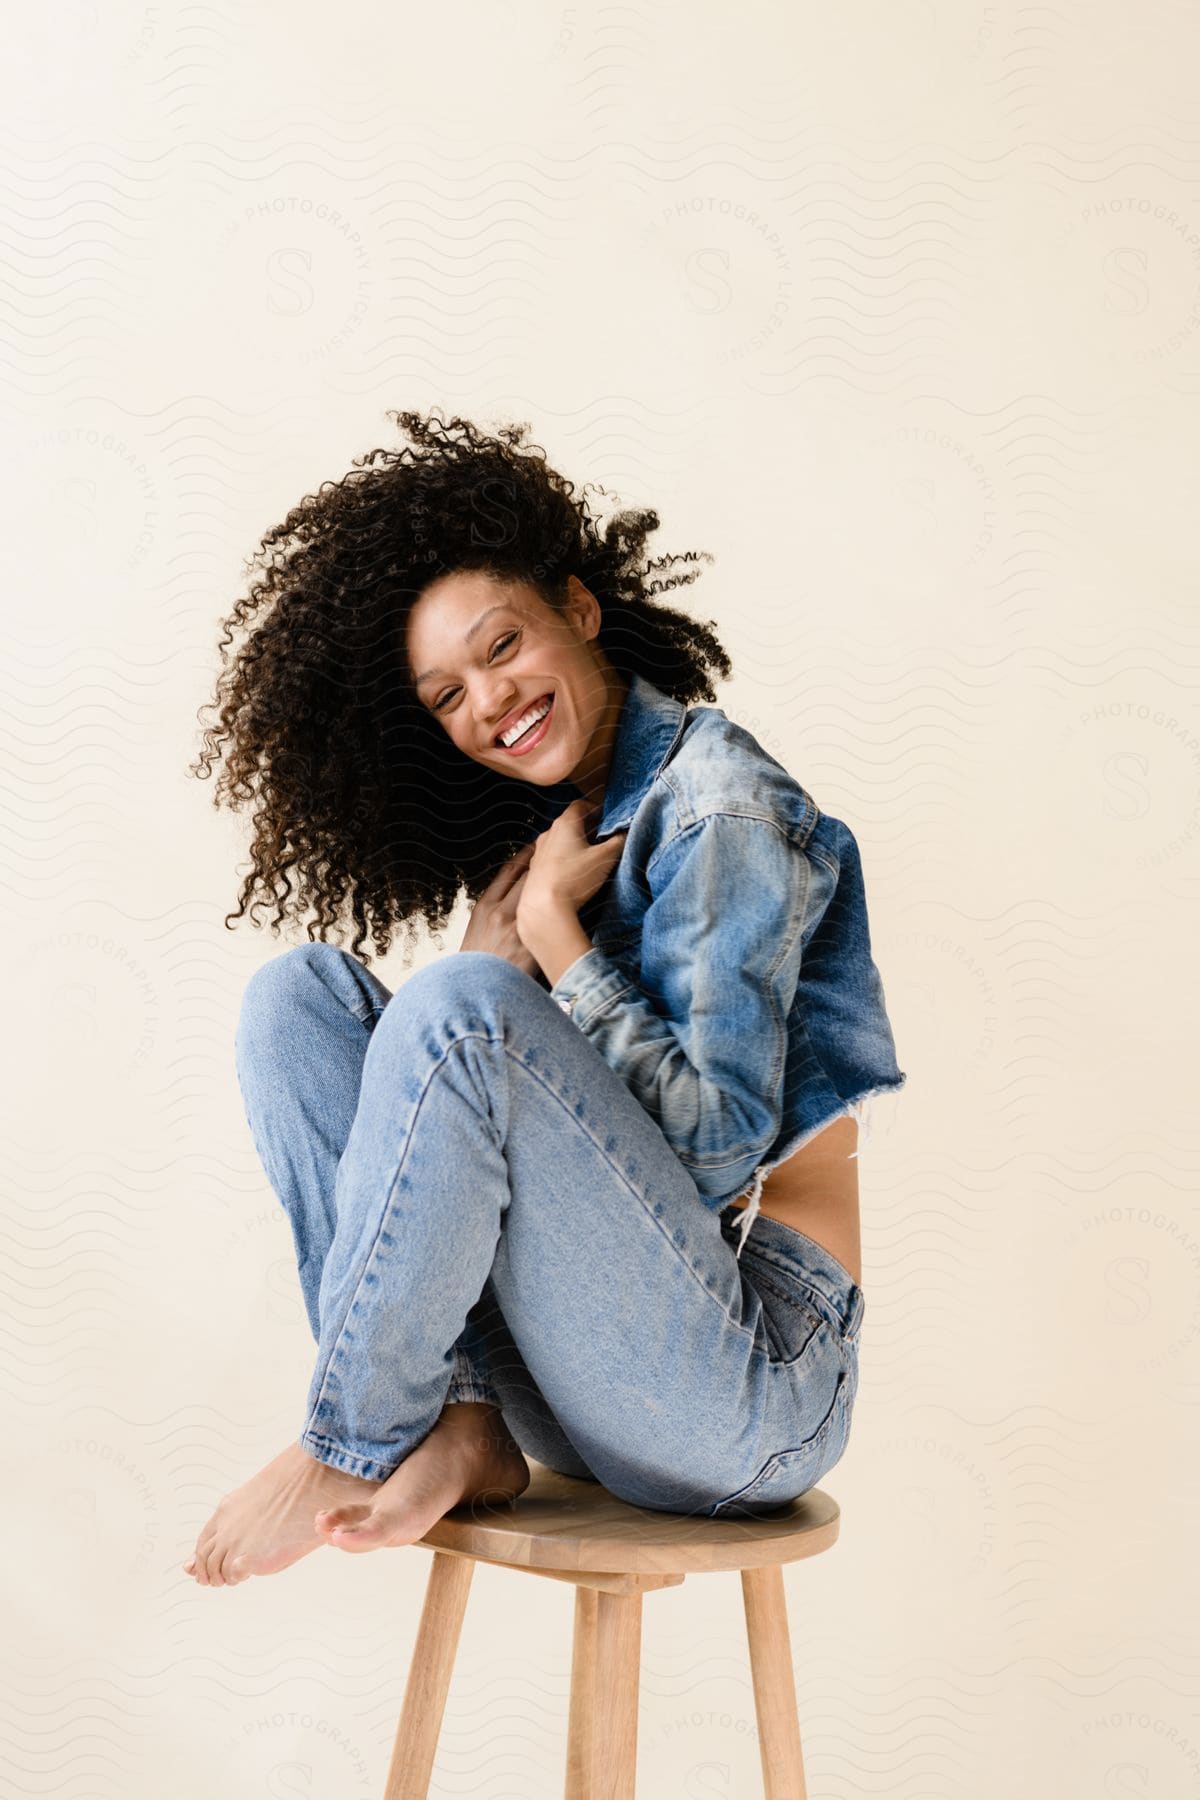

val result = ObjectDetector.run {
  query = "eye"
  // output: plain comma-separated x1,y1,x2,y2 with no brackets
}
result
433,631,519,712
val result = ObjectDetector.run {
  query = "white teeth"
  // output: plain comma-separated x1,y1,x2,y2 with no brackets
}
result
499,696,551,747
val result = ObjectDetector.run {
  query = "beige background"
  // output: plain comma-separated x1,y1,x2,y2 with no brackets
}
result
4,2,1199,1795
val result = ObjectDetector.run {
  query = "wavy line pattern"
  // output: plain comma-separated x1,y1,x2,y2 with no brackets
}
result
3,2,1200,1796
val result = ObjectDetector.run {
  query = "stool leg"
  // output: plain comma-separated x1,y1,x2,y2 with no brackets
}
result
565,1586,598,1799
383,1551,475,1800
740,1564,808,1800
589,1590,642,1800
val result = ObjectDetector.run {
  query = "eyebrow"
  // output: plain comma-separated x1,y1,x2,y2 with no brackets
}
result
412,605,515,689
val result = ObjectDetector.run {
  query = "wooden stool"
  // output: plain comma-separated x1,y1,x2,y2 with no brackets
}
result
383,1460,841,1799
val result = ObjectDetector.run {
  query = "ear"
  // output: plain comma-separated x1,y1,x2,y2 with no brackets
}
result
565,576,601,641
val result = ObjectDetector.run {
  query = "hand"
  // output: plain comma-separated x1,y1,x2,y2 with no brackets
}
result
459,842,541,979
516,798,628,938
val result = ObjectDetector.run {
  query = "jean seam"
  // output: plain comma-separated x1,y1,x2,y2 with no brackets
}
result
494,1044,759,1345
299,1431,398,1481
740,1237,858,1327
745,1261,851,1339
750,1268,827,1330
305,945,386,1029
305,1024,762,1447
707,1367,851,1516
574,975,639,1032
302,1028,501,1439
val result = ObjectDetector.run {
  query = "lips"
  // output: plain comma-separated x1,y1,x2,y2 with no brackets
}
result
494,692,552,747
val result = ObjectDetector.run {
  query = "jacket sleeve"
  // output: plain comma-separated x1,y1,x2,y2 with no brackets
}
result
548,811,831,1207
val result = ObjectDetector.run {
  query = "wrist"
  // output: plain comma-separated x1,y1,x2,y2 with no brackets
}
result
518,902,592,989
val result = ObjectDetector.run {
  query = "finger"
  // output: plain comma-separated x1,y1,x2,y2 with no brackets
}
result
489,843,536,896
495,870,529,914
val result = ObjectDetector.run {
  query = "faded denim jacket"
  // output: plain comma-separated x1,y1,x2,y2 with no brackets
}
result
536,671,907,1261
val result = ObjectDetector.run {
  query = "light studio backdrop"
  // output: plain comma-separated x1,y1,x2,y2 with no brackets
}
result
4,3,1198,1796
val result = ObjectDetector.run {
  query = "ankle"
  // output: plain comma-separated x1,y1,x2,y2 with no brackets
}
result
440,1399,503,1426
438,1399,521,1458
439,1399,505,1442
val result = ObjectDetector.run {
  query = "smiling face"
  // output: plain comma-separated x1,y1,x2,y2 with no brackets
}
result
405,572,629,807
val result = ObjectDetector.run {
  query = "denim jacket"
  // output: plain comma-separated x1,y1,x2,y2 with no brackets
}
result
541,672,908,1260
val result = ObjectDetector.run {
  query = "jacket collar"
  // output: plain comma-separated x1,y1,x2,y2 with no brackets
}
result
594,671,688,837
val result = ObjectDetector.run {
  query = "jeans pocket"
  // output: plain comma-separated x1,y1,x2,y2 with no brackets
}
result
706,1363,854,1520
754,1272,828,1367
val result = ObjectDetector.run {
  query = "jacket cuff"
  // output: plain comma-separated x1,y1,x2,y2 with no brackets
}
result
548,947,637,1029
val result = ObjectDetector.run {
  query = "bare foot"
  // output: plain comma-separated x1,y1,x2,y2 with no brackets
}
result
180,1405,529,1585
314,1401,530,1554
181,1442,384,1586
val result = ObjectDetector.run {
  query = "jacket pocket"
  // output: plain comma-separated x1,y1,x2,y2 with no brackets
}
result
705,1364,854,1519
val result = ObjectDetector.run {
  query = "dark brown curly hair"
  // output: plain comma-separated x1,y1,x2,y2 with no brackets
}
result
188,408,732,966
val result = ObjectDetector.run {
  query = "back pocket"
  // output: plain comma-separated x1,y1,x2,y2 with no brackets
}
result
706,1366,853,1519
753,1272,828,1367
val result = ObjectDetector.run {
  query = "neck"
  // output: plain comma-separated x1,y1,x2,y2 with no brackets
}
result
570,663,629,814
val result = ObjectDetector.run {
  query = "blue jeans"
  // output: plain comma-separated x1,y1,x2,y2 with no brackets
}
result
233,944,864,1519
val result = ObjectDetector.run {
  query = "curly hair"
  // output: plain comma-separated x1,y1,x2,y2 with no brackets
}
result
188,407,732,966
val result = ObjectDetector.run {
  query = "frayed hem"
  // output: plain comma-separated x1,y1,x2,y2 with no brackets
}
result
845,1079,906,1158
730,1166,767,1261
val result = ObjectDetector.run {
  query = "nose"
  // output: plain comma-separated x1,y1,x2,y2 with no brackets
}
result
476,675,519,738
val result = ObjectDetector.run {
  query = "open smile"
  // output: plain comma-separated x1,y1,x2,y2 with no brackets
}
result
495,693,554,756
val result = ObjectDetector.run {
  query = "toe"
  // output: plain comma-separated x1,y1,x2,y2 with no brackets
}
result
316,1503,371,1534
187,1531,217,1581
327,1508,393,1551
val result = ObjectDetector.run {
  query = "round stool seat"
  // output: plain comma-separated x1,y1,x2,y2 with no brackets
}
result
383,1461,844,1799
422,1459,841,1575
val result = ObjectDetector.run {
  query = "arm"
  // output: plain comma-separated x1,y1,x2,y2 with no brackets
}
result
519,909,594,989
543,811,831,1205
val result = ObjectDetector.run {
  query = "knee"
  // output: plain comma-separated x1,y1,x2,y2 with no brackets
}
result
397,951,533,1017
236,942,362,1044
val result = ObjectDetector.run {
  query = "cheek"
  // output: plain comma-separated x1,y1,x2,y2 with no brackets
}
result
451,717,488,757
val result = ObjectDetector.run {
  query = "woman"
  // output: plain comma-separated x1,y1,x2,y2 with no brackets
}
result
181,409,906,1586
